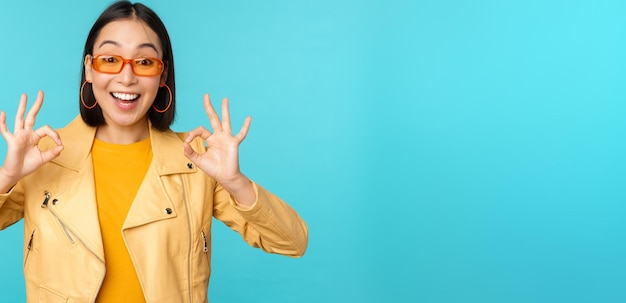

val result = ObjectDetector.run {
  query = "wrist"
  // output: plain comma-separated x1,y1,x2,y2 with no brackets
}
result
0,167,18,194
221,174,256,207
220,173,250,194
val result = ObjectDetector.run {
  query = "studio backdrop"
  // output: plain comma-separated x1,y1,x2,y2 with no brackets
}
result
1,0,625,302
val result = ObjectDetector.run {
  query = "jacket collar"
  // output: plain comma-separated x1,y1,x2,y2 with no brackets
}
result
53,116,196,175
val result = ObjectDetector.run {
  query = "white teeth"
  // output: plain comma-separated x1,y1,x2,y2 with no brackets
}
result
112,92,139,101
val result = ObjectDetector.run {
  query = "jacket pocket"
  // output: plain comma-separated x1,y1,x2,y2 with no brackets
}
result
24,229,35,268
201,229,209,265
39,285,69,303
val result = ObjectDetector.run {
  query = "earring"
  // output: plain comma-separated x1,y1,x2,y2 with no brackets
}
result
80,81,97,109
153,84,172,113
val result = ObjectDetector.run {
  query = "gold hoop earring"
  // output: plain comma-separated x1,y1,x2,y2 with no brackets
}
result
80,81,97,109
153,84,172,113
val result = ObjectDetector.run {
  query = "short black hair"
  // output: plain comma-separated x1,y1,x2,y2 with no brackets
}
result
79,0,175,131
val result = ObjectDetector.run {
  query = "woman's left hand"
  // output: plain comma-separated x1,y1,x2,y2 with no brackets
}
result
184,94,251,187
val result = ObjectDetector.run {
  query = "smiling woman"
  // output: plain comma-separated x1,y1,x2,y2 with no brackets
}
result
0,1,308,302
80,3,174,136
84,18,166,143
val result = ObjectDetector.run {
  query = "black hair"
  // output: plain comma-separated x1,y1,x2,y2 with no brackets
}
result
79,0,175,131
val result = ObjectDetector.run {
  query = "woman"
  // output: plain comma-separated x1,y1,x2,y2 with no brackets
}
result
0,1,308,302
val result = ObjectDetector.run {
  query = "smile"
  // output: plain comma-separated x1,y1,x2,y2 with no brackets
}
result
111,92,140,101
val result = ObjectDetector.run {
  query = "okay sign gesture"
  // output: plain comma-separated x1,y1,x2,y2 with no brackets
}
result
183,94,255,206
0,91,64,193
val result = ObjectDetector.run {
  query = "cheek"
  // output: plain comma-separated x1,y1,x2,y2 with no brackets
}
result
91,74,113,89
143,78,163,94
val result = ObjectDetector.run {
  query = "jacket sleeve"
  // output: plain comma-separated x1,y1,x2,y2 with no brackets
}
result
0,181,25,230
212,181,308,257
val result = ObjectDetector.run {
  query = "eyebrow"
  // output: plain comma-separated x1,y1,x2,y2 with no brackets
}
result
97,40,160,54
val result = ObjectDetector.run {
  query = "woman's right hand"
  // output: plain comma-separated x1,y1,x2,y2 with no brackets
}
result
0,91,63,193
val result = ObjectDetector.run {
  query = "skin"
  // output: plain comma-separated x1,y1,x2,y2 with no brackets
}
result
85,19,164,144
0,18,256,207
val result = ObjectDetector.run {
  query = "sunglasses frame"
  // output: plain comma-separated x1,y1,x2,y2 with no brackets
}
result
91,54,164,77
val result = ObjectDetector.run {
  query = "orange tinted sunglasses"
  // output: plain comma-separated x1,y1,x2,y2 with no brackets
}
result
92,54,164,77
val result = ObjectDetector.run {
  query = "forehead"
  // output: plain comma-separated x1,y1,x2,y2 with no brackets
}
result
94,19,162,56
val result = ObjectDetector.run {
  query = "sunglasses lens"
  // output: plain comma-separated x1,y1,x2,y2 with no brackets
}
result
132,58,163,76
93,55,123,73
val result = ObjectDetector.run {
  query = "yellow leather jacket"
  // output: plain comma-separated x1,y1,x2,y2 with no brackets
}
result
0,116,308,302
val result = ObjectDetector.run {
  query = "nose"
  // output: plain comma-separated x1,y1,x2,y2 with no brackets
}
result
117,61,137,85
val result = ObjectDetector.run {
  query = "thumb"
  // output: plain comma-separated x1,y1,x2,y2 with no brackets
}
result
40,145,64,163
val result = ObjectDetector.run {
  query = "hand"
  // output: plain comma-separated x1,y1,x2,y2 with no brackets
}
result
183,94,251,186
0,91,63,191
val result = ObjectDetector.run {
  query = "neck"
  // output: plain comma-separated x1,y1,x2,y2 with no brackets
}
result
95,120,150,144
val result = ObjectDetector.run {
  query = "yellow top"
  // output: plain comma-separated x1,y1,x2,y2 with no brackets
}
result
92,137,152,303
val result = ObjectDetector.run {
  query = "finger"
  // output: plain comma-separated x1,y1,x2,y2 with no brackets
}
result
203,94,222,132
0,111,15,143
34,125,63,145
0,111,9,139
24,91,44,130
40,144,64,164
221,98,232,134
235,116,252,142
185,126,212,142
183,141,201,162
14,94,27,131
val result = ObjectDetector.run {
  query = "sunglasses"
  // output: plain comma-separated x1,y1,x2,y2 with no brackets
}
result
91,54,164,77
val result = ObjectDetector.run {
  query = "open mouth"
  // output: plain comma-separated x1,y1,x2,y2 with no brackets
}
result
111,92,140,102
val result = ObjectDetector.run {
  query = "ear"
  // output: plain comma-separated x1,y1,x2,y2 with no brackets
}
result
84,55,93,83
160,61,168,86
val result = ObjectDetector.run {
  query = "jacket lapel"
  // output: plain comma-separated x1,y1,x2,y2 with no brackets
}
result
122,126,197,229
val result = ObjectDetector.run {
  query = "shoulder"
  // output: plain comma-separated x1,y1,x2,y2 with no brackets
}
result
38,116,95,151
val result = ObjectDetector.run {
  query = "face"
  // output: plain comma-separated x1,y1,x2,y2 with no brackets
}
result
84,19,166,132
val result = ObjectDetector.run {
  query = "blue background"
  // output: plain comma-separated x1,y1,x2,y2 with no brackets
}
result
1,0,626,302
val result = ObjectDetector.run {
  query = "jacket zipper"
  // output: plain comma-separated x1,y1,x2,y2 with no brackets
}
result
48,207,75,245
41,191,50,208
57,217,76,245
24,229,35,267
41,191,105,301
180,175,193,303
201,230,208,253
41,191,75,245
201,229,210,269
